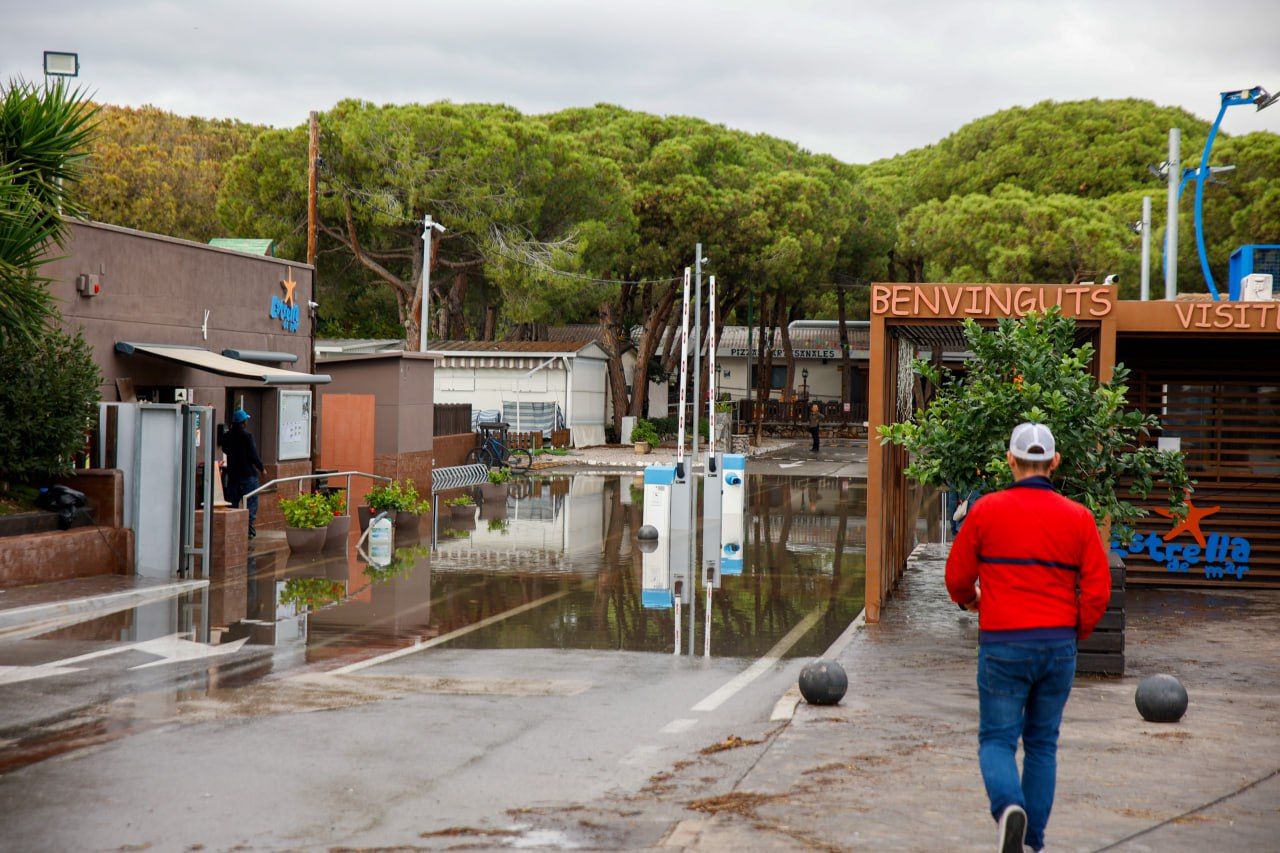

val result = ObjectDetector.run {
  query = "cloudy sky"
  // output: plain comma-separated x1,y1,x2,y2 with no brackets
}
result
5,0,1280,163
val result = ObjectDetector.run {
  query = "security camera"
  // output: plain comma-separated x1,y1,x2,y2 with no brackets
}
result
1103,274,1120,286
308,300,320,309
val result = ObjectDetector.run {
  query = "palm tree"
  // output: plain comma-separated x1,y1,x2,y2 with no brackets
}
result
0,78,98,342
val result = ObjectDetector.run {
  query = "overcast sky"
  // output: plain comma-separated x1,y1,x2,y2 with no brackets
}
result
5,0,1280,163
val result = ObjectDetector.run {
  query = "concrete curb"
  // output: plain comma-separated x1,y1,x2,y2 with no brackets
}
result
769,606,867,722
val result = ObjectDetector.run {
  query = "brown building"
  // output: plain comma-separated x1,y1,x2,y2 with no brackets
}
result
45,219,331,529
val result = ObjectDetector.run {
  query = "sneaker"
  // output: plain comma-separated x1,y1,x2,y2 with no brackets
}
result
996,805,1027,853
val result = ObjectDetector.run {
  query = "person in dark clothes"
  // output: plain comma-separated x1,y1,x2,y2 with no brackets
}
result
808,402,822,452
219,409,266,538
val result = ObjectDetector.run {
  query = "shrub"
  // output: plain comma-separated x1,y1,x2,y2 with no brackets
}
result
488,467,512,485
0,326,101,484
630,419,660,446
878,308,1191,532
445,495,474,507
365,480,430,513
280,492,333,529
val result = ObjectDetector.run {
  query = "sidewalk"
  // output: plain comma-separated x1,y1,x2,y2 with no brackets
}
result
665,543,1280,851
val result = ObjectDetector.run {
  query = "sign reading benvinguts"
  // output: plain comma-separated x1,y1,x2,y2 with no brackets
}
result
871,284,1114,319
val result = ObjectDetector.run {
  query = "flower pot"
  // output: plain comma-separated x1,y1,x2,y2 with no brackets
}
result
285,525,327,555
323,514,351,550
480,483,510,502
634,441,651,455
450,505,476,522
395,510,422,534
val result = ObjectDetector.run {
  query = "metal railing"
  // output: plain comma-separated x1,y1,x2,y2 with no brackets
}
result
242,470,391,517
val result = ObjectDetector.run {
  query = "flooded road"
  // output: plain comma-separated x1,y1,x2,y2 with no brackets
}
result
0,460,875,850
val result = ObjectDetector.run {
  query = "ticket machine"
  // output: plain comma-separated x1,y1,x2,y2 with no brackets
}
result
719,454,746,576
641,465,675,609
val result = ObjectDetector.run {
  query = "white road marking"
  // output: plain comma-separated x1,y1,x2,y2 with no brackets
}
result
777,461,804,469
690,604,828,713
325,590,571,675
0,632,249,684
660,718,698,734
0,664,86,685
128,636,249,670
619,744,662,766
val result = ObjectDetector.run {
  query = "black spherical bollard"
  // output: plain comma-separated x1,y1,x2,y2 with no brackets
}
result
637,524,659,540
1135,673,1189,723
799,658,848,706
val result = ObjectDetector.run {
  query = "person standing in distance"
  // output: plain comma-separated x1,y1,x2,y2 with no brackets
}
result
808,402,822,453
219,408,266,539
945,423,1111,853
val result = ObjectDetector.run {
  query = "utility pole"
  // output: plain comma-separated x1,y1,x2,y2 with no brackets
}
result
419,215,444,352
1165,128,1180,300
307,111,318,267
1140,196,1152,300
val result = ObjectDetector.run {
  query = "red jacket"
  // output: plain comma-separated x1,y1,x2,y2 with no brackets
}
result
946,477,1111,640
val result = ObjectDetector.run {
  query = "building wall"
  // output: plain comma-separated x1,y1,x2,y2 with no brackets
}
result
46,220,316,424
716,356,855,400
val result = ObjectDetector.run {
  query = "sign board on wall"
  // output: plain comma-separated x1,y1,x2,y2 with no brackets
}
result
278,390,312,461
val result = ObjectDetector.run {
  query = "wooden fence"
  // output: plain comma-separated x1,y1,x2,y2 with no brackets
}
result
434,403,472,436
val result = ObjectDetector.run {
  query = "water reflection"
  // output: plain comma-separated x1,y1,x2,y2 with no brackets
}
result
230,473,865,663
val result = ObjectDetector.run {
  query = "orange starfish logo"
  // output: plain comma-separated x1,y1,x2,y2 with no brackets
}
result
1153,499,1221,548
280,270,297,307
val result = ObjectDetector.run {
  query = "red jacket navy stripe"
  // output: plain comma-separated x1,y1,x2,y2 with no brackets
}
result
945,477,1111,640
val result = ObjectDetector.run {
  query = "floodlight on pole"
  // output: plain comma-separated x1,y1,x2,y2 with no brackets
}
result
1192,85,1276,299
43,51,79,78
419,215,445,353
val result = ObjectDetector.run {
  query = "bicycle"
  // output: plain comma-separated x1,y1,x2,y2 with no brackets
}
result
465,422,533,472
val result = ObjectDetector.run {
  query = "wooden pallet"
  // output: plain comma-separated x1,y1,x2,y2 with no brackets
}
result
1078,553,1125,676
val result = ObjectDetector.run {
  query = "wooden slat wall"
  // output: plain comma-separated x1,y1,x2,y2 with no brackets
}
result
1119,336,1280,589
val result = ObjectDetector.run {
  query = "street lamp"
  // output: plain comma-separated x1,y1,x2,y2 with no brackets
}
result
1192,85,1276,299
419,215,445,352
43,51,79,78
801,367,809,400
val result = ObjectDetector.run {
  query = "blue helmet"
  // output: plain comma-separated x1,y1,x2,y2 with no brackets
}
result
232,409,250,424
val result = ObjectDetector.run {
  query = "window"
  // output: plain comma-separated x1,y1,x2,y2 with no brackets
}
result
750,365,788,390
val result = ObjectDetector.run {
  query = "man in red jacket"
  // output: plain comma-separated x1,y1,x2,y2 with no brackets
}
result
946,422,1110,853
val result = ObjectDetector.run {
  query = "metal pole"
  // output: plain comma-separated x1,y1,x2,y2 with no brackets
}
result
1140,196,1152,300
691,244,703,466
675,268,691,480
307,111,318,267
707,275,717,468
420,215,434,352
1193,103,1230,300
1165,128,1180,300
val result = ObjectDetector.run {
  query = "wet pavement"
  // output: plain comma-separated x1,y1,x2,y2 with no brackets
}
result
0,448,872,850
507,543,1280,852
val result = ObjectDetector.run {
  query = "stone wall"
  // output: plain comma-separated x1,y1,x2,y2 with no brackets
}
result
432,432,477,470
197,507,248,628
255,459,312,531
375,450,434,494
0,527,133,587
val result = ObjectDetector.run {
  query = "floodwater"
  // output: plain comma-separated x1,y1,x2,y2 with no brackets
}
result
235,473,867,666
0,471,866,775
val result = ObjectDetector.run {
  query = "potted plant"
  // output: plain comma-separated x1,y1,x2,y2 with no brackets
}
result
631,419,659,455
480,467,512,502
280,492,332,555
445,494,475,520
364,480,430,534
322,491,350,550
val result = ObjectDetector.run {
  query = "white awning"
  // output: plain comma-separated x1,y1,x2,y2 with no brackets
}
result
115,342,330,384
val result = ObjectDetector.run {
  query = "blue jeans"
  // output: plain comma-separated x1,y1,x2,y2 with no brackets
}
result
226,474,261,534
978,639,1077,851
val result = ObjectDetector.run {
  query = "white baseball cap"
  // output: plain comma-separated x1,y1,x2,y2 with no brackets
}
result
1009,422,1056,461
